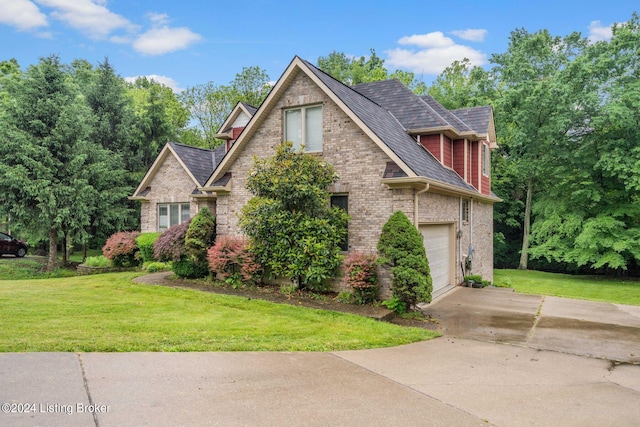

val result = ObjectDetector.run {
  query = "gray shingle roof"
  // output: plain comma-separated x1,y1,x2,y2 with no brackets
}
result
451,105,493,135
168,142,226,187
240,102,258,116
301,58,477,192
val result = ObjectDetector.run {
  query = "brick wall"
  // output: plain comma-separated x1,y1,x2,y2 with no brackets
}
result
139,153,198,233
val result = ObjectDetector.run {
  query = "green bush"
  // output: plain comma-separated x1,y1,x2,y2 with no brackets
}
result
183,207,216,279
463,274,483,283
171,258,209,279
239,142,349,292
378,211,432,310
82,255,111,267
336,290,354,304
136,232,161,263
145,261,171,273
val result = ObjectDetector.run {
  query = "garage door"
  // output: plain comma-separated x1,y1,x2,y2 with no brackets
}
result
420,224,451,293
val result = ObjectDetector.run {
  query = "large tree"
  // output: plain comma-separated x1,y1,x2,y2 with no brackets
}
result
491,29,588,270
0,56,128,269
179,66,271,148
529,14,640,272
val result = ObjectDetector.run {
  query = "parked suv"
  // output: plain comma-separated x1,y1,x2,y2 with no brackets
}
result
0,232,28,257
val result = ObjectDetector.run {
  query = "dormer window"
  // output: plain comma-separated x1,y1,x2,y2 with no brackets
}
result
284,105,322,152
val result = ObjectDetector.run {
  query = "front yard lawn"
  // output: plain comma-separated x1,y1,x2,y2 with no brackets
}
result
494,269,640,306
0,272,437,352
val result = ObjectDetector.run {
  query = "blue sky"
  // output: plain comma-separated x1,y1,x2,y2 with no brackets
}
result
0,1,636,92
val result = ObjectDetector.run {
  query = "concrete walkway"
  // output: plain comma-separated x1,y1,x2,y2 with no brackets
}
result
1,287,639,426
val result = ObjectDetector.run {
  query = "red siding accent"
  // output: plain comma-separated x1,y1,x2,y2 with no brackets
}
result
470,141,479,190
420,134,441,162
232,127,244,139
453,139,465,179
481,174,490,195
443,136,452,168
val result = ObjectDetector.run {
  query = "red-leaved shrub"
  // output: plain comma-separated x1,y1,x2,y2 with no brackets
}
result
342,251,379,304
207,235,261,285
103,231,141,267
153,220,191,262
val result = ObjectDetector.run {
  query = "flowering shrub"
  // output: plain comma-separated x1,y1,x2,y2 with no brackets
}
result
153,221,191,262
102,231,140,267
207,236,261,286
342,251,378,304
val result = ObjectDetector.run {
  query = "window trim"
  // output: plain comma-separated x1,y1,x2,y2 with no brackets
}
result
482,142,490,177
158,202,191,232
284,104,323,152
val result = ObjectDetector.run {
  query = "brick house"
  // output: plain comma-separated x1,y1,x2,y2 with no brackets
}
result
132,56,499,297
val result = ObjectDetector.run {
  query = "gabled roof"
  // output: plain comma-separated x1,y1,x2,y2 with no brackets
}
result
204,56,496,199
451,105,495,141
131,142,225,198
215,102,258,137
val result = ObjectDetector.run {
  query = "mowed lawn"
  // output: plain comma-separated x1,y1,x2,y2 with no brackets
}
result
0,271,437,352
494,269,640,306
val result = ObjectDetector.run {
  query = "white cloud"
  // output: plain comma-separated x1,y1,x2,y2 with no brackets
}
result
588,20,613,43
0,0,48,31
124,74,183,92
133,26,202,55
387,31,488,75
450,28,487,42
34,0,137,39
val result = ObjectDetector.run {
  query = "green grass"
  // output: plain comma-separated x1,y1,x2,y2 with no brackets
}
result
0,272,437,352
494,269,640,306
0,256,76,280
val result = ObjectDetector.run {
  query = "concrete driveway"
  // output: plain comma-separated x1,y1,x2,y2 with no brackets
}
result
1,287,639,426
423,287,640,363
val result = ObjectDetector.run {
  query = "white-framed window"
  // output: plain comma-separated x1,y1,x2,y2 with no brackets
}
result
284,105,322,152
482,143,490,176
461,200,469,222
158,203,191,231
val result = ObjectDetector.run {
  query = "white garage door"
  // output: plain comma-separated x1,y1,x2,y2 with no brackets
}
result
420,224,451,292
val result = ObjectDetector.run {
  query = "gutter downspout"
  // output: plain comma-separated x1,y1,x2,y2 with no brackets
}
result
414,183,430,227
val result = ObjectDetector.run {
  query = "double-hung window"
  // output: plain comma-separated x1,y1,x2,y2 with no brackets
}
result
158,203,190,231
284,105,322,152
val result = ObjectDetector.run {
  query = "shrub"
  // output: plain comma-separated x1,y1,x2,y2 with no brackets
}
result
102,231,140,267
207,235,261,286
336,290,354,304
377,211,432,310
136,232,161,263
82,255,111,268
239,142,349,292
171,258,209,279
153,221,191,262
144,261,171,273
185,207,216,260
382,296,407,315
343,251,378,305
464,274,483,283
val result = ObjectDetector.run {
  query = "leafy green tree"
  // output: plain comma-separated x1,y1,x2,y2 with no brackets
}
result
529,14,640,272
179,66,271,148
239,142,349,291
318,49,426,92
490,29,588,270
0,56,128,269
128,77,187,169
377,211,432,310
427,58,495,109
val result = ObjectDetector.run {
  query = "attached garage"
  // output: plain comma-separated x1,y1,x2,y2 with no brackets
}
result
420,224,454,295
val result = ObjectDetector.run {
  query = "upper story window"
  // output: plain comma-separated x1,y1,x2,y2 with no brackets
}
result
158,203,190,232
482,143,490,176
284,105,322,152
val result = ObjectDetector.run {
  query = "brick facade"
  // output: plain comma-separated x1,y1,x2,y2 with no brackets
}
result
215,71,494,294
139,153,215,232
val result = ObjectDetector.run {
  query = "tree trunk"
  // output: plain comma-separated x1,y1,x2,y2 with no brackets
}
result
48,227,58,271
518,177,534,270
62,232,68,265
83,243,87,263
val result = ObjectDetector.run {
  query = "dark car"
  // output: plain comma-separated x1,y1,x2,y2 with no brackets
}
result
0,232,28,257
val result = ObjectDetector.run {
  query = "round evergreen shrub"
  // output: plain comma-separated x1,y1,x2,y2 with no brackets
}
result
377,211,432,310
136,232,161,263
